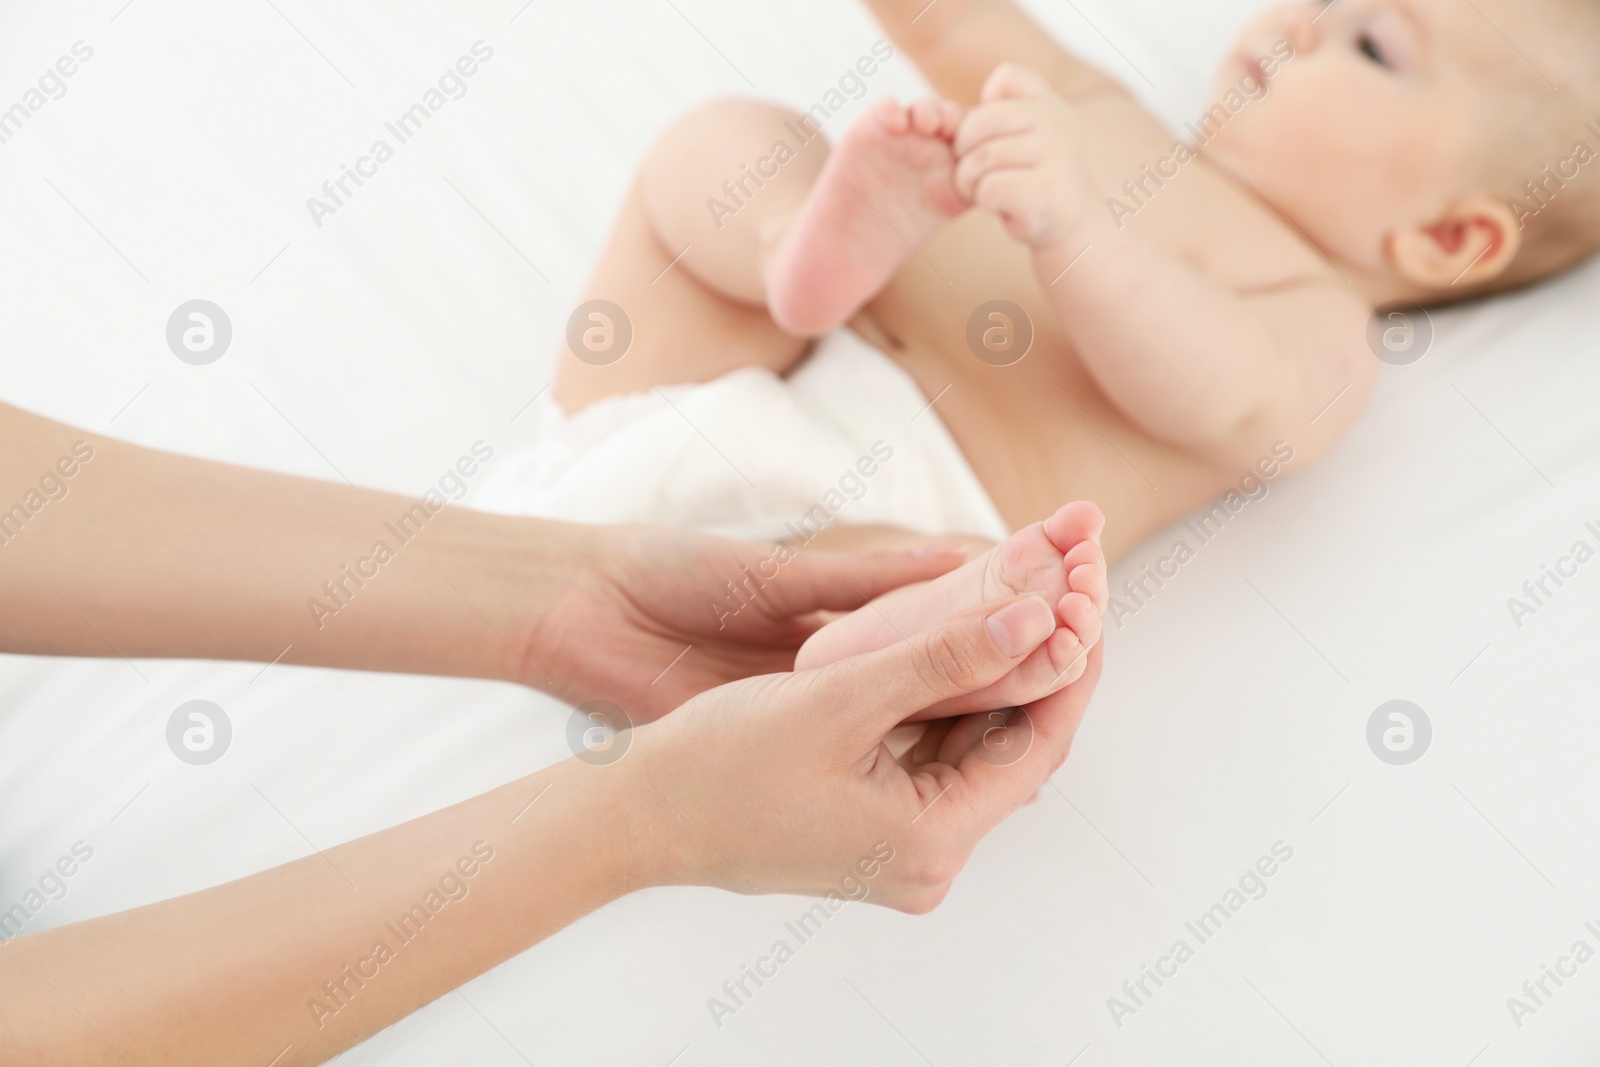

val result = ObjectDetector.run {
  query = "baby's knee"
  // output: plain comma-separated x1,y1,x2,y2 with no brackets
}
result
671,97,811,140
647,98,828,184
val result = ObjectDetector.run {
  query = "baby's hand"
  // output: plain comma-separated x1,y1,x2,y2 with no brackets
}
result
953,64,1099,253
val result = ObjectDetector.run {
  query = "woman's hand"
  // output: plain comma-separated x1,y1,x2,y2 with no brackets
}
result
0,591,1101,1067
522,523,967,721
615,594,1103,911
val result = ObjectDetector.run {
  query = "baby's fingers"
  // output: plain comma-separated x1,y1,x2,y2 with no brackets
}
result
954,98,1037,157
970,169,1055,243
954,135,1038,200
981,62,1055,104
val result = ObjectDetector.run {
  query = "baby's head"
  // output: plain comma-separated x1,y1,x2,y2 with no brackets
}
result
1202,0,1600,301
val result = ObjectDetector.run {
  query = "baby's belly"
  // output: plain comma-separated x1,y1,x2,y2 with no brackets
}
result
858,211,1233,561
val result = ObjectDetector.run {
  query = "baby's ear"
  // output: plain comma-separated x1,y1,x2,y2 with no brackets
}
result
1387,194,1522,292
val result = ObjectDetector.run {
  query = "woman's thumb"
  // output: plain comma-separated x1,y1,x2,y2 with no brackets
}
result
820,594,1057,739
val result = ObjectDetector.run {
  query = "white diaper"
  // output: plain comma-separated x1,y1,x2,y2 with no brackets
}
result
475,329,1010,544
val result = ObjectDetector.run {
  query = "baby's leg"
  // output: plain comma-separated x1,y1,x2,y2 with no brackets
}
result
556,100,830,411
558,97,971,409
764,97,968,337
796,502,1109,719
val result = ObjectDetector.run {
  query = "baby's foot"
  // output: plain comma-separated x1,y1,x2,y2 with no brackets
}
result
765,97,969,337
797,502,1109,719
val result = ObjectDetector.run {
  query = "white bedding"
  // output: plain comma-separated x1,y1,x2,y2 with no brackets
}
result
472,328,1011,542
2,1,1599,1063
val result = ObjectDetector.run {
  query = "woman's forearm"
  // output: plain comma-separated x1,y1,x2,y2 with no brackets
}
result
0,757,639,1066
0,559,1106,1065
0,401,581,686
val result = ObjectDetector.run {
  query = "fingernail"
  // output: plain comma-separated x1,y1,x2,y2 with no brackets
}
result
986,594,1056,658
914,542,965,558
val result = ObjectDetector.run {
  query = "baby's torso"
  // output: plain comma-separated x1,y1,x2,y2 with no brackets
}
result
858,92,1356,560
856,221,1211,562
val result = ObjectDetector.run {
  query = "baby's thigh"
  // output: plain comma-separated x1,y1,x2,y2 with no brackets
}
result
555,100,831,411
554,182,807,411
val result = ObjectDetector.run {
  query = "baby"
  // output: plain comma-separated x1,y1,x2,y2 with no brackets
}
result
554,0,1600,672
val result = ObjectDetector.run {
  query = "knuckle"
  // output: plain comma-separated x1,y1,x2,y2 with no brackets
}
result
931,852,966,886
899,850,959,896
918,626,987,694
894,885,951,915
1051,740,1075,776
976,172,1017,209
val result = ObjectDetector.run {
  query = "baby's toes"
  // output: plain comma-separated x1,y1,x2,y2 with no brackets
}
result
936,99,965,138
911,628,1076,720
908,97,940,136
1056,590,1102,663
975,612,1095,708
1064,541,1108,613
871,97,912,134
1042,500,1105,556
908,97,948,137
971,618,1093,709
1035,624,1088,688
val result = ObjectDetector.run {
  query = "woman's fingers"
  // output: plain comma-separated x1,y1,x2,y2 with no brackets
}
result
806,594,1058,750
896,718,956,772
953,134,1040,200
760,544,967,618
953,643,1104,812
899,643,1103,828
626,604,1101,911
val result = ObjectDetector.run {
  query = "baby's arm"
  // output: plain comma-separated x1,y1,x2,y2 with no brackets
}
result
955,65,1374,464
859,0,1123,104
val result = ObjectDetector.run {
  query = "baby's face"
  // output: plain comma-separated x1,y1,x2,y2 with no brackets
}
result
1201,0,1541,272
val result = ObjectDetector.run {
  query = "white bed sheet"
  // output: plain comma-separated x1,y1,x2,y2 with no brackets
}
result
2,1,1598,1063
